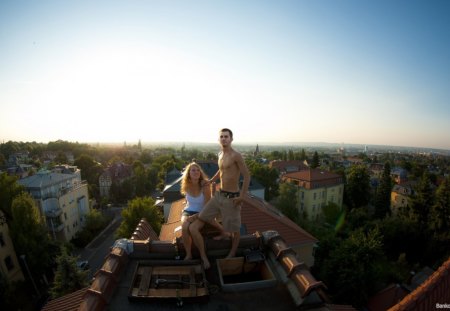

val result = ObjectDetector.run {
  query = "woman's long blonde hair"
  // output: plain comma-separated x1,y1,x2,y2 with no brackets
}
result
180,162,209,195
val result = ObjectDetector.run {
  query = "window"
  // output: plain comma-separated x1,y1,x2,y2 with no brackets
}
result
0,233,5,247
301,192,304,199
300,203,304,211
313,193,317,200
4,256,14,271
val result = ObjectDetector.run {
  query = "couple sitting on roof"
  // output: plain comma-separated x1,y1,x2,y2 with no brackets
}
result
179,128,251,269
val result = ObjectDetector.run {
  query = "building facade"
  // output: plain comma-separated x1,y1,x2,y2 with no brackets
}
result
390,183,414,216
282,168,344,220
0,211,25,282
18,168,90,242
99,163,133,198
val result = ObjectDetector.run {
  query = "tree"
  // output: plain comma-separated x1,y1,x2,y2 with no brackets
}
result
300,149,306,161
322,202,343,228
72,209,111,247
345,164,370,209
374,162,392,219
54,151,68,164
246,160,279,201
429,176,450,235
50,246,89,299
276,182,299,222
318,228,384,307
9,193,56,283
116,197,163,238
311,151,319,168
409,172,434,230
0,173,24,222
74,154,103,185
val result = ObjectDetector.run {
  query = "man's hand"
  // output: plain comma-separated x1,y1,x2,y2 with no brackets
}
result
233,196,244,206
188,214,198,223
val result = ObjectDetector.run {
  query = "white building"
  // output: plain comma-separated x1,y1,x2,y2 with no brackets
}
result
18,169,90,242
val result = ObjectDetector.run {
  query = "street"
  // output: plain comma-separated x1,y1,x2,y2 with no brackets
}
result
76,207,123,279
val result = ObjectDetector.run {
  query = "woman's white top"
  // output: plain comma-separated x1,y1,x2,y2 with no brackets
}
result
184,192,204,213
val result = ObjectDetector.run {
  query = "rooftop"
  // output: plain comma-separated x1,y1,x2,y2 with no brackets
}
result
42,196,350,311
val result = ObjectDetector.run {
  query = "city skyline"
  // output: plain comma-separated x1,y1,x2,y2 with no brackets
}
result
1,1,449,150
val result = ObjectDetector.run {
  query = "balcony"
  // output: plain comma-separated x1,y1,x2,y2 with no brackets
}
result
45,208,62,218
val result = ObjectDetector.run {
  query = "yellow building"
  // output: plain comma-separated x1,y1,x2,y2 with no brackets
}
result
18,169,90,242
282,168,344,220
390,183,414,216
0,211,24,282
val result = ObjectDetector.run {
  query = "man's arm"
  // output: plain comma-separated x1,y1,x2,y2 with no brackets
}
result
235,153,250,201
209,170,220,183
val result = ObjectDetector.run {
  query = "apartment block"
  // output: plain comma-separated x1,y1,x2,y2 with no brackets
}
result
282,168,344,220
18,168,90,242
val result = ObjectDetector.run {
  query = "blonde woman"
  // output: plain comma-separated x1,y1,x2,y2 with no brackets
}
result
180,162,224,260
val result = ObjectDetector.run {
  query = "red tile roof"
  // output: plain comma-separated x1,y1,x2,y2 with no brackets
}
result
388,257,450,311
159,196,318,247
241,195,317,246
131,218,159,241
159,199,185,241
367,284,409,311
284,168,341,182
41,287,88,311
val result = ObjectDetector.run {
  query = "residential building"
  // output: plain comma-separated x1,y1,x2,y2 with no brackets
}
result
7,151,29,166
0,211,24,282
99,163,133,198
391,167,408,184
18,169,90,242
390,182,415,216
368,163,384,179
282,168,344,220
269,160,309,177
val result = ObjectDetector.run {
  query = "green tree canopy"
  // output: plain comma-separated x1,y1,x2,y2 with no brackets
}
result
246,160,279,201
319,228,384,307
276,182,299,222
311,151,319,168
344,164,370,209
0,173,24,222
374,162,392,219
116,197,163,238
50,246,89,299
9,193,55,278
74,154,103,185
429,176,450,235
409,172,434,229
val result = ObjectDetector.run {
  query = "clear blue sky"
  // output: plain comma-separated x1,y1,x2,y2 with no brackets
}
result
1,0,449,149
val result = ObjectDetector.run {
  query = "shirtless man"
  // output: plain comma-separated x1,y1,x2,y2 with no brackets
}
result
189,128,251,269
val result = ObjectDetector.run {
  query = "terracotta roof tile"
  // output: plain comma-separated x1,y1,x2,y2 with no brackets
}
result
159,199,185,241
284,168,341,182
159,196,317,247
367,283,409,311
41,287,88,311
242,195,318,246
131,219,159,241
389,257,450,310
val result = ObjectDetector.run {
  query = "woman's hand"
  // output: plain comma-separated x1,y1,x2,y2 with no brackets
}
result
187,214,198,223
